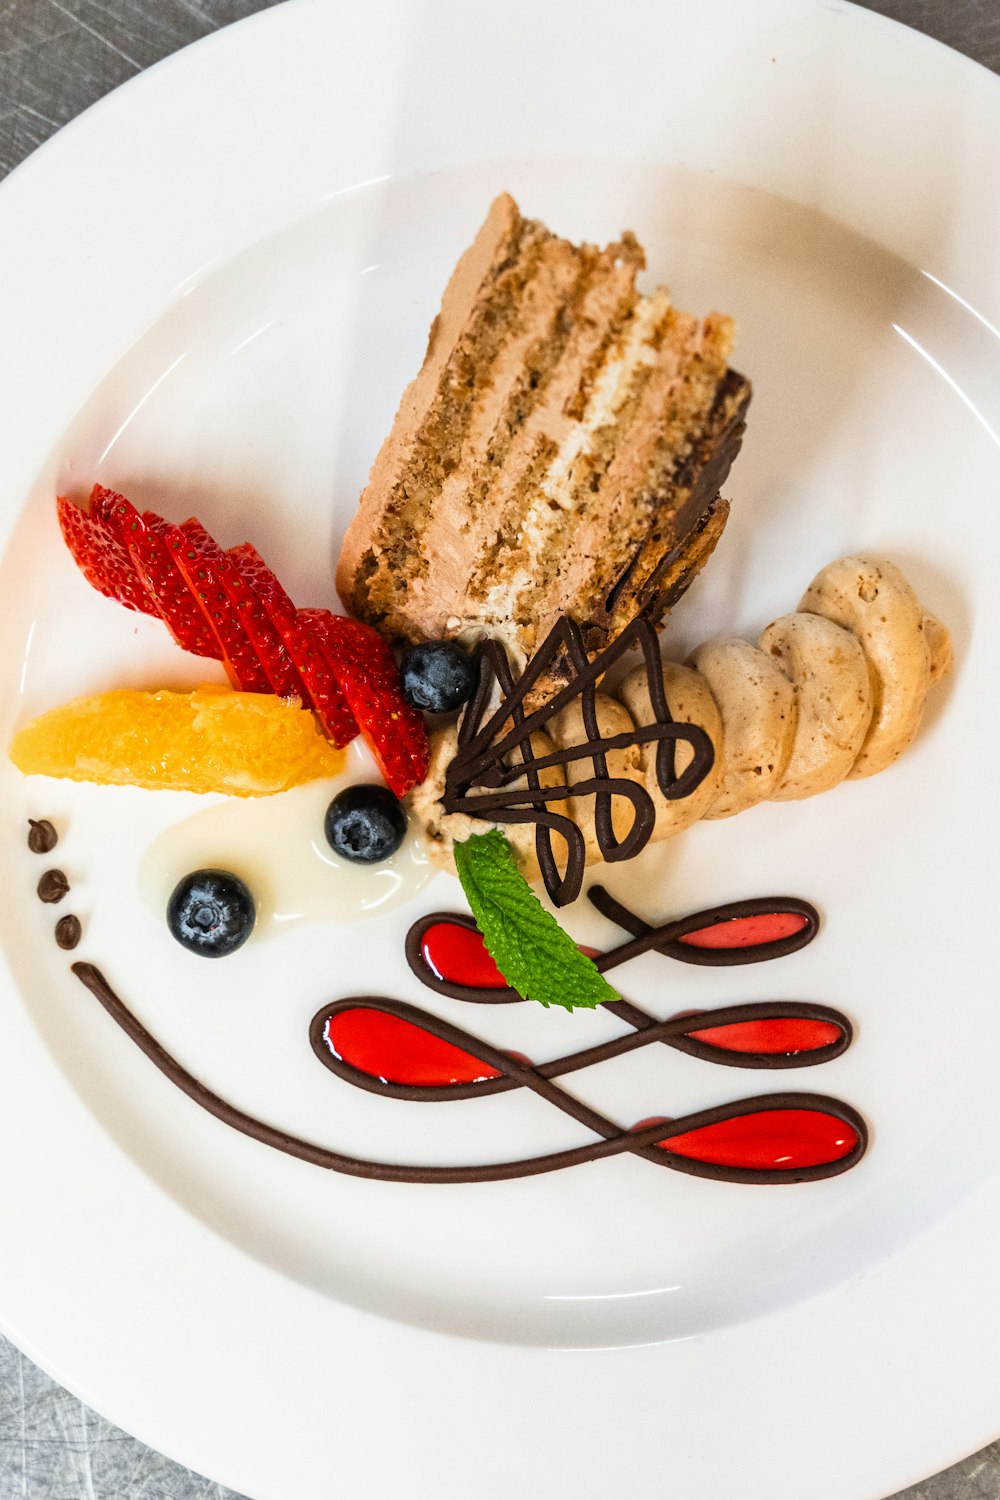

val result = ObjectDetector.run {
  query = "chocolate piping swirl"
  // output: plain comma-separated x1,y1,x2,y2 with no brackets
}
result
404,908,846,1071
317,989,851,1088
406,893,821,1006
443,616,715,906
586,888,821,969
71,963,865,1184
310,997,866,1184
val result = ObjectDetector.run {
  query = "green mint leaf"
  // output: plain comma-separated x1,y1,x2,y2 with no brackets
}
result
453,830,619,1011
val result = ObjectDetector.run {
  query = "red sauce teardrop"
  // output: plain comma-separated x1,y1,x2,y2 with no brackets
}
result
679,911,808,950
686,1016,842,1055
325,1008,502,1087
422,920,600,989
656,1108,858,1170
421,922,508,988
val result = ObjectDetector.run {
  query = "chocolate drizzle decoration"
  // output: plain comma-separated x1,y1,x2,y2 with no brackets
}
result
407,891,821,1004
66,864,861,1185
442,616,715,906
69,962,865,1185
311,997,866,1183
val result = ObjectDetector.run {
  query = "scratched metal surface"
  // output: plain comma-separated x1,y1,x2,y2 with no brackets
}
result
2,1,1000,1497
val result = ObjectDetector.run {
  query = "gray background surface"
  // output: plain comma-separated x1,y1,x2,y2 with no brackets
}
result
2,0,999,1496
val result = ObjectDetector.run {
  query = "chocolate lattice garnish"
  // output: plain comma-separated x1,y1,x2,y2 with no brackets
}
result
442,616,715,906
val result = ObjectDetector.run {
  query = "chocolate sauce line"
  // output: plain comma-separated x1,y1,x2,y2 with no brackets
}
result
312,996,866,1184
71,962,865,1184
457,618,654,771
318,991,851,1097
404,897,842,1071
407,890,821,996
587,888,821,970
484,724,709,785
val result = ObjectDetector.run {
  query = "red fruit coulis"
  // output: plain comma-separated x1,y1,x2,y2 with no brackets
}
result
679,910,808,949
418,918,836,1055
421,921,508,988
325,1007,501,1087
655,1108,859,1171
687,1016,842,1054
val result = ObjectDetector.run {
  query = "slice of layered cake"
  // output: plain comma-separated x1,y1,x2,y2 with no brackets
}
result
336,193,751,666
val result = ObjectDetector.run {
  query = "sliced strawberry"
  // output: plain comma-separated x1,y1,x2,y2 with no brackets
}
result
177,520,303,700
56,489,420,786
89,484,126,531
56,494,158,616
227,542,358,747
94,493,227,665
141,514,270,692
302,608,429,796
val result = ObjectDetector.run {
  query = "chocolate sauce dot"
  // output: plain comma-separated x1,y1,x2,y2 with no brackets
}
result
55,914,82,951
37,869,70,904
27,819,58,855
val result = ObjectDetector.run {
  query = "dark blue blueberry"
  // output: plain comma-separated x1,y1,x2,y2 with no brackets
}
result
325,783,406,864
167,869,255,957
400,640,477,714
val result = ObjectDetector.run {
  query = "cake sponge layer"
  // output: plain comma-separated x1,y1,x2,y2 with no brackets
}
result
336,193,750,662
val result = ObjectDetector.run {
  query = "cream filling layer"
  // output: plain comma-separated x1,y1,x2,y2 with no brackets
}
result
477,289,673,631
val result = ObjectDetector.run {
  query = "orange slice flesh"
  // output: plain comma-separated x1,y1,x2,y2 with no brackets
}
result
10,686,346,796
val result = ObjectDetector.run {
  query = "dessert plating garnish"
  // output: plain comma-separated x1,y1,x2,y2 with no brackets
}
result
53,486,428,795
454,830,619,1009
325,784,407,864
444,616,714,907
55,915,82,951
167,869,256,958
400,641,477,714
406,889,821,1005
312,995,863,1183
67,885,863,1183
37,869,69,904
27,819,58,854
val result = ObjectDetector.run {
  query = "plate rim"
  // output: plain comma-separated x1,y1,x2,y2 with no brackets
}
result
2,2,1000,1497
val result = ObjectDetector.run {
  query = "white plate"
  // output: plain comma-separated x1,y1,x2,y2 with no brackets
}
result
1,1,999,1496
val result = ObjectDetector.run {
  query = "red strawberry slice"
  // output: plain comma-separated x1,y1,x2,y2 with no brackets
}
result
178,520,302,700
95,493,227,666
89,484,127,531
227,542,358,747
141,514,270,691
302,608,429,797
56,494,158,617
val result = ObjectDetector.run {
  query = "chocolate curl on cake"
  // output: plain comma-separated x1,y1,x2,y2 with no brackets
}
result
442,616,714,906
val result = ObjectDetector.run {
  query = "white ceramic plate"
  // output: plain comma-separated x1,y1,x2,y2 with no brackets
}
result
1,1,999,1496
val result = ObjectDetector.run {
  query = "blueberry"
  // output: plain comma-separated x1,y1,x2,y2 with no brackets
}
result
400,640,477,714
167,869,255,957
325,783,407,864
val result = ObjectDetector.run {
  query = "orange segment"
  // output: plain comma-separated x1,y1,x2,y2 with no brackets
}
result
10,686,346,796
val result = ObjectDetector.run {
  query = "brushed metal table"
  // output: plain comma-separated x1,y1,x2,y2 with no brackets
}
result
2,2,999,1496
